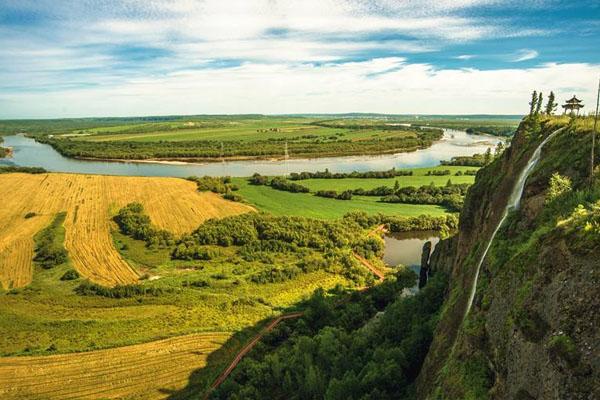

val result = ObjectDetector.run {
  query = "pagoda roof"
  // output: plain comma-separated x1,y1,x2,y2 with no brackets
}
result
564,95,583,104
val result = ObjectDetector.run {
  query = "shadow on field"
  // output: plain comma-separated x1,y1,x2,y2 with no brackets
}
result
160,316,281,400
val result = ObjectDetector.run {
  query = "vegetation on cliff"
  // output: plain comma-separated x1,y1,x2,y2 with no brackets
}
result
421,115,599,399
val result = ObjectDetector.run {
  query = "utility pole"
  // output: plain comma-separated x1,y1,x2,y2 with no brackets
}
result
592,78,600,187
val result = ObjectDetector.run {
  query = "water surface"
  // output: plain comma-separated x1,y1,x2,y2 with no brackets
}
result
0,129,497,177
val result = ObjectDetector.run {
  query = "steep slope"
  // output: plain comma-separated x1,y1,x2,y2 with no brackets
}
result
417,116,599,399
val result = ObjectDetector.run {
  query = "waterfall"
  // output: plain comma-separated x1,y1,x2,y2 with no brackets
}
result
464,127,565,317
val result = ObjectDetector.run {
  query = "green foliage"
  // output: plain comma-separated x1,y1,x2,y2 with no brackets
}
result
269,177,310,193
289,168,414,180
547,334,580,367
188,176,237,194
545,91,557,115
545,172,572,204
380,182,470,212
114,203,175,248
60,269,80,281
211,272,449,400
33,212,69,269
74,281,167,298
315,190,353,200
0,165,46,174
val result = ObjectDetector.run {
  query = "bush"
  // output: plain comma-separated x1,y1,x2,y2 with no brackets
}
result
545,172,572,204
33,212,68,269
75,281,165,298
114,203,175,248
547,334,580,367
269,177,310,193
60,269,80,281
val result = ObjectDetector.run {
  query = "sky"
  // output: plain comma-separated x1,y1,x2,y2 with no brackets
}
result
0,0,599,118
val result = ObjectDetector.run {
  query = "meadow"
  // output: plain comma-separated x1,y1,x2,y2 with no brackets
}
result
231,166,478,218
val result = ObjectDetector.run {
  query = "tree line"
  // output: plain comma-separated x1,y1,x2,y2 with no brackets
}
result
38,129,443,161
288,168,414,180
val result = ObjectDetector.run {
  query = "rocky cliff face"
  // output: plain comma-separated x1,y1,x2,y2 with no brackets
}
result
417,117,599,400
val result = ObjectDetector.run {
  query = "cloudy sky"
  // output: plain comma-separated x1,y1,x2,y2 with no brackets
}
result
0,0,599,118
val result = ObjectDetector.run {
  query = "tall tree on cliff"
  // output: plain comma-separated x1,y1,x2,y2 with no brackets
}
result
545,91,558,115
529,90,538,116
535,92,543,115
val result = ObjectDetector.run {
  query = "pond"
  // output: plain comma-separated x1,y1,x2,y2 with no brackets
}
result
0,129,498,177
383,230,440,273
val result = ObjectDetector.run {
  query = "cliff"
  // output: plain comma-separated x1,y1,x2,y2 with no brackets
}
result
417,116,599,399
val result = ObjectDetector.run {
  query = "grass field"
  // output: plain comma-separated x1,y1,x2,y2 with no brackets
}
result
232,166,478,218
0,173,253,288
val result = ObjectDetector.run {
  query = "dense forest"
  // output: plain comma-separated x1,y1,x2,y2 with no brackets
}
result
210,269,448,399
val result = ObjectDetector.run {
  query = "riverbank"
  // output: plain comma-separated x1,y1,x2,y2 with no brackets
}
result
70,143,428,165
1,129,498,177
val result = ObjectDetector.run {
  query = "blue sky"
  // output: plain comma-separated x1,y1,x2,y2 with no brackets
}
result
0,0,598,118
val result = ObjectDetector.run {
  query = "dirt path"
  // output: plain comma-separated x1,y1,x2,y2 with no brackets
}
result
368,224,387,237
205,312,303,398
353,253,385,281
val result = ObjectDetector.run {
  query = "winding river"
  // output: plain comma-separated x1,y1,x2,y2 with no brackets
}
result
0,129,498,177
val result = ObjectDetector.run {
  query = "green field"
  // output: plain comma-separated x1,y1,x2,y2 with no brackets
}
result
0,230,353,356
232,166,478,218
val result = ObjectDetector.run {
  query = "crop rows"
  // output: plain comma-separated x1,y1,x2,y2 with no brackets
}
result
0,332,231,399
0,173,253,288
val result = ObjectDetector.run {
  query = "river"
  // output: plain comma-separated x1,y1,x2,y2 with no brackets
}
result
0,129,498,177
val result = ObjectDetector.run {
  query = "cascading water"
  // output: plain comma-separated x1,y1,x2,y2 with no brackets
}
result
464,127,565,317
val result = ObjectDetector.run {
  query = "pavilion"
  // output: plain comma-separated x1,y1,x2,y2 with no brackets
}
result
562,95,584,115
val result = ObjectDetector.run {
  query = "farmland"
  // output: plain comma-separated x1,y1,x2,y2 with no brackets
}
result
0,173,253,288
0,166,466,399
0,332,233,400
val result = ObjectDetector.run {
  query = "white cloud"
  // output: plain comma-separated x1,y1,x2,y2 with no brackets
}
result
455,54,475,60
511,48,539,62
2,60,598,118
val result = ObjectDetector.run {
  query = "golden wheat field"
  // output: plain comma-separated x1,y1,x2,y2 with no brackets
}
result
0,331,231,399
0,173,253,289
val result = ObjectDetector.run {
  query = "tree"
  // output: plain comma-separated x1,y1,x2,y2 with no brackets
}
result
535,92,543,115
484,147,492,165
545,91,557,115
495,141,505,156
394,180,400,191
529,90,538,116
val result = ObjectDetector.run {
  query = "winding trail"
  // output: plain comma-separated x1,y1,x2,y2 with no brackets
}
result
205,312,304,398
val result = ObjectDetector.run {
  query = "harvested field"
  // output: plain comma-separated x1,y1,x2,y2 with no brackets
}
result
0,173,253,288
0,332,231,399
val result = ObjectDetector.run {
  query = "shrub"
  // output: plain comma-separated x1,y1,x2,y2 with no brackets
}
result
60,269,80,281
33,212,68,269
545,172,572,204
114,203,175,248
547,334,580,367
75,281,165,298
